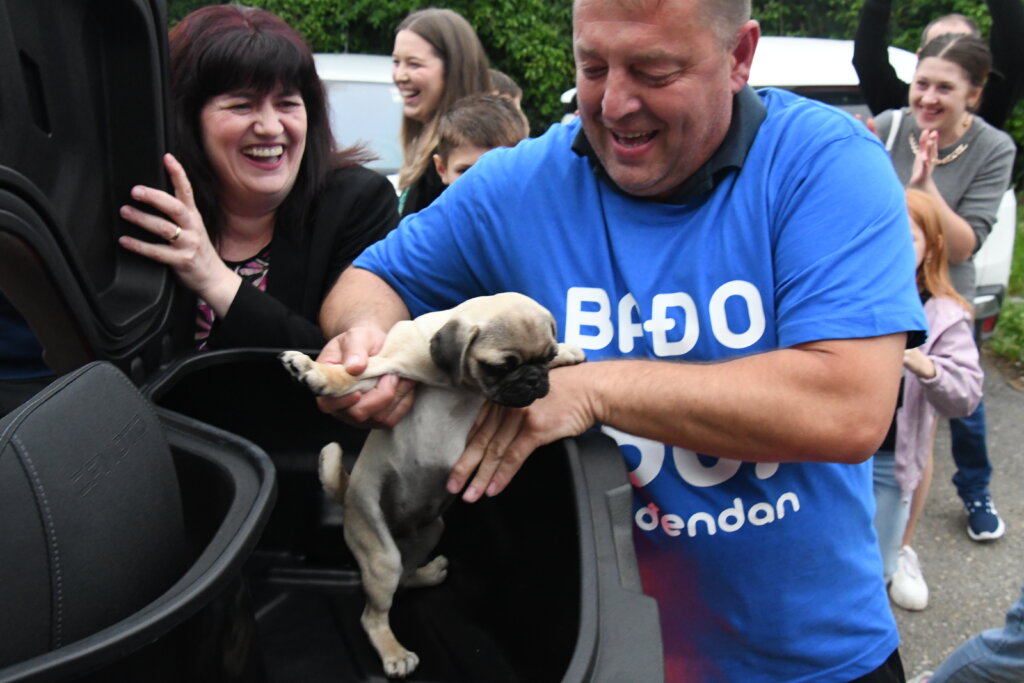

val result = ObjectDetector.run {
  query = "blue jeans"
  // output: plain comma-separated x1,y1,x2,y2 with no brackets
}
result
949,399,992,502
931,585,1024,682
871,451,910,582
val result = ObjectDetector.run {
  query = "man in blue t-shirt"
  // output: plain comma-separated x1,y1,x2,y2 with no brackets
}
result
314,0,927,680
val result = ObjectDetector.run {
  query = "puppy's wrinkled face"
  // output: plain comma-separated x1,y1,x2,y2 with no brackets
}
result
429,308,560,407
470,318,559,407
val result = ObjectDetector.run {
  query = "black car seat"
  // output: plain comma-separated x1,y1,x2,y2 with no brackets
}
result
0,361,276,682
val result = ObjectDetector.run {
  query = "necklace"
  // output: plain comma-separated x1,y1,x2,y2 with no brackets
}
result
907,115,971,166
908,133,969,165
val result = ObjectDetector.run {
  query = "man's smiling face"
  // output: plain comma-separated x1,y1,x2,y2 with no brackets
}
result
573,0,753,199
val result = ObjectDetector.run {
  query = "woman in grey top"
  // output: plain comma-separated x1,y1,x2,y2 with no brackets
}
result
872,32,1015,613
875,33,1016,297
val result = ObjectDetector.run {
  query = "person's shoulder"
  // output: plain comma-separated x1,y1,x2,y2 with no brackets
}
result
973,116,1017,150
319,166,398,204
926,295,974,330
312,166,398,217
757,87,884,147
464,119,581,180
325,164,393,189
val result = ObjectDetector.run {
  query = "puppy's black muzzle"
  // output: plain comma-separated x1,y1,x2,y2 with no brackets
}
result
489,364,550,408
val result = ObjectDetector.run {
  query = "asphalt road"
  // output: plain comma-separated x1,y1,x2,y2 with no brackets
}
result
894,349,1023,678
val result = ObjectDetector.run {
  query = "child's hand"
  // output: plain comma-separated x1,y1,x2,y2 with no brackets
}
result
903,348,936,379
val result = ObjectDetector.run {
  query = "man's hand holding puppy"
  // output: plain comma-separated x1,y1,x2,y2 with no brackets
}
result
315,292,596,502
453,364,597,502
314,327,417,428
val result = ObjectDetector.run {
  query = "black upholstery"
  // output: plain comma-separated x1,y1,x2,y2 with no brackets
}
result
0,361,187,668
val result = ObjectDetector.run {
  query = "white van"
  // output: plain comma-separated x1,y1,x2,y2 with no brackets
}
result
313,53,403,188
750,36,1016,340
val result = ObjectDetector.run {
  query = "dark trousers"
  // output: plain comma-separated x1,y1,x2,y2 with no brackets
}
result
849,648,905,683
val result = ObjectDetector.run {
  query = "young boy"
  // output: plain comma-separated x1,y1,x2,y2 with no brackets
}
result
432,94,529,186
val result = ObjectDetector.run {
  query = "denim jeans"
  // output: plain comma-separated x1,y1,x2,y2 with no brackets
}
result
931,585,1024,682
872,451,910,582
949,399,992,502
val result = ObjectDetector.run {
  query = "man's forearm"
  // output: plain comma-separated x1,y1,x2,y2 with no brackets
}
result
585,334,906,464
319,266,410,339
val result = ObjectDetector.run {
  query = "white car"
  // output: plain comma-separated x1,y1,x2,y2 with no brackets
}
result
314,53,403,188
560,36,1016,338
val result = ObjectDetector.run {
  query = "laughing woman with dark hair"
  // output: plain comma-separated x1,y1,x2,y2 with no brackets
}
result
118,4,398,350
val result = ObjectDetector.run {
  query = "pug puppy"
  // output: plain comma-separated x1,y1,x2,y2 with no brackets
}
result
279,292,584,678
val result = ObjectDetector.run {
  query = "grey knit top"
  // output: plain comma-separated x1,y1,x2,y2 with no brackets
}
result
875,107,1015,298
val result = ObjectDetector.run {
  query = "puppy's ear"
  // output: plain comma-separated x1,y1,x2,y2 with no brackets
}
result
430,319,479,384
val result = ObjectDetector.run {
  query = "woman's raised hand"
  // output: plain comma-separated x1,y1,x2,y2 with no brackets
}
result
119,153,240,314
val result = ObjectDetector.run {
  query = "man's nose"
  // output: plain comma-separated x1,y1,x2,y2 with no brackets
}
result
601,69,641,121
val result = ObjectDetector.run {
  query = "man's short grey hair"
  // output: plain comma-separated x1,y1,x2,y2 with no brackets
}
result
575,0,750,38
706,0,752,44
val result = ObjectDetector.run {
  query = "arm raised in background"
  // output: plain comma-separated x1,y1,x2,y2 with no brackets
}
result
853,0,911,115
980,0,1024,128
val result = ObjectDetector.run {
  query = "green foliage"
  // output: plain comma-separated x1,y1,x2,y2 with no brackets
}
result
985,192,1024,365
1011,196,1024,297
167,0,573,133
988,297,1024,363
755,0,862,38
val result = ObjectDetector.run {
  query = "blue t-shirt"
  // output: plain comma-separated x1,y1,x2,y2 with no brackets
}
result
356,88,927,681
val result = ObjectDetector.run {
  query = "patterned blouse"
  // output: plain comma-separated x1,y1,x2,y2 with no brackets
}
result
195,243,271,350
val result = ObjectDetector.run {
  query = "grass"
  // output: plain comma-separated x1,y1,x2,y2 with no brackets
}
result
985,191,1024,367
988,299,1024,364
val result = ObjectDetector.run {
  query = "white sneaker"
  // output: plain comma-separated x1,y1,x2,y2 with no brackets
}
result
907,672,932,683
889,545,928,611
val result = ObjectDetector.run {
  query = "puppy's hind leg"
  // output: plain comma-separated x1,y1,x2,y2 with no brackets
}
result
399,518,448,588
346,513,420,678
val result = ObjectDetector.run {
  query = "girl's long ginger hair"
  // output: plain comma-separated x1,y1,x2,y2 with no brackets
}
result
905,188,972,313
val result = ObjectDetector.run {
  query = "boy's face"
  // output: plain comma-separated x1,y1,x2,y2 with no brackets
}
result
433,144,491,185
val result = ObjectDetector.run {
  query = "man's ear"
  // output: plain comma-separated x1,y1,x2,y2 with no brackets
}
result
433,153,446,179
729,19,760,94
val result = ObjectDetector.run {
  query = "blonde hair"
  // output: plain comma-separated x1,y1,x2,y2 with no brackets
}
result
395,9,491,191
905,189,971,313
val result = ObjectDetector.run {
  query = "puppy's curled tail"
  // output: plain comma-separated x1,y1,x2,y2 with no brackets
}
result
318,442,349,503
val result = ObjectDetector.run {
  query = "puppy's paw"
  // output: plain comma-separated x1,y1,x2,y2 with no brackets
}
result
408,555,449,587
279,351,322,389
551,343,586,368
383,648,419,678
279,351,352,396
